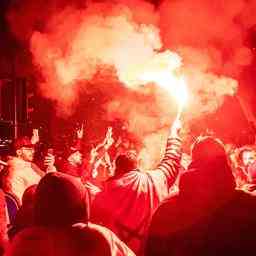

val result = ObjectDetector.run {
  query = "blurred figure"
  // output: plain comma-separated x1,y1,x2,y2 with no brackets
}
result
235,146,256,188
242,160,256,195
90,127,115,182
91,118,182,255
8,185,37,239
0,158,7,173
146,136,256,256
224,143,237,179
59,125,86,179
61,148,83,178
2,136,55,203
58,125,101,199
0,156,8,188
30,129,40,146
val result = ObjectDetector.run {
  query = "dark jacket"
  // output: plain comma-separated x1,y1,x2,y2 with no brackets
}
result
34,172,135,256
146,158,256,256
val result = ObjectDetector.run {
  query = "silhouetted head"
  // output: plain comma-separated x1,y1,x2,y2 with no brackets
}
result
34,172,89,227
115,150,138,176
187,136,236,194
191,136,227,164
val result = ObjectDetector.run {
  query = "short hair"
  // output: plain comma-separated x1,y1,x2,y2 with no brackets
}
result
115,150,137,175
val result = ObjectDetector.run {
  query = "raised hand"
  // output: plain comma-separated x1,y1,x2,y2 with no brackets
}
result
105,127,114,148
31,129,39,145
77,123,84,139
44,152,56,172
106,127,112,138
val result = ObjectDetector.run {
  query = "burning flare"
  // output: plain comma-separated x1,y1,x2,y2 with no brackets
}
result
125,50,189,116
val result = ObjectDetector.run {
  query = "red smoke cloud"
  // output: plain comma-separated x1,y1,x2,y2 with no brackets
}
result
159,0,253,74
6,0,255,168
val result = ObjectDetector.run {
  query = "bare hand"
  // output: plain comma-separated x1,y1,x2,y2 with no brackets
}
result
44,154,55,167
105,127,114,148
77,123,84,139
31,129,39,145
106,127,112,138
105,136,114,148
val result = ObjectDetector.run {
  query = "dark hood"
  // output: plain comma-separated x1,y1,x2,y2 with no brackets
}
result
34,172,89,227
179,157,236,209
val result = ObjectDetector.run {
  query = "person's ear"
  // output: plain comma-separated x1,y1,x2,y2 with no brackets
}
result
16,149,22,157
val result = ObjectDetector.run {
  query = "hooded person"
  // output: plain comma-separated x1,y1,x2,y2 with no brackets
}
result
25,172,135,256
146,136,256,256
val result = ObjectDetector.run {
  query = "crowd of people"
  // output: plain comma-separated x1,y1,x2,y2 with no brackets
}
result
0,117,256,256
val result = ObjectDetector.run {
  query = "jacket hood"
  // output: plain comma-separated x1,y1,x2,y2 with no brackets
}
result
34,172,90,227
179,158,236,209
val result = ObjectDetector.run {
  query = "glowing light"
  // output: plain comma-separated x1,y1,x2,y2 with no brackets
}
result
174,76,188,108
135,51,189,111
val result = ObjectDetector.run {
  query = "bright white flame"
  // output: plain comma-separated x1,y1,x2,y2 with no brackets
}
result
120,51,182,88
120,50,189,110
173,76,188,107
139,67,189,108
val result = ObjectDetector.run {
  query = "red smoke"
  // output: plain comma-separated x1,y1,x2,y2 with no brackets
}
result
6,0,255,168
159,0,253,74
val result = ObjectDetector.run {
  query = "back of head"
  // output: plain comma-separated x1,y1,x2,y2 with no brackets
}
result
34,172,89,227
115,150,137,176
191,136,227,164
5,226,111,256
188,136,235,193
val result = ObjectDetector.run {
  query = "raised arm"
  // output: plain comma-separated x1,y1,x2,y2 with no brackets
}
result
150,118,182,189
